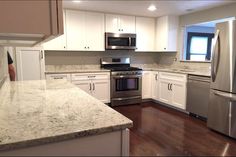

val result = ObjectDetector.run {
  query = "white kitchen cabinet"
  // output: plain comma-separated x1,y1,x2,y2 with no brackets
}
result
156,15,179,52
159,72,187,110
142,71,152,99
66,10,105,51
159,79,172,104
71,72,110,103
45,73,71,82
43,11,67,50
136,17,156,51
171,82,187,109
151,72,159,101
92,79,110,103
16,47,45,81
73,80,92,95
105,14,135,33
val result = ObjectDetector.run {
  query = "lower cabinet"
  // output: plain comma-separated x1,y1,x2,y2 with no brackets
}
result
142,71,152,99
71,72,110,103
142,71,187,110
151,72,159,101
159,72,187,110
159,79,172,104
46,72,110,103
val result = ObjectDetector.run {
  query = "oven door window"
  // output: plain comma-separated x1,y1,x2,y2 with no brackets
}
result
116,78,139,91
108,37,129,46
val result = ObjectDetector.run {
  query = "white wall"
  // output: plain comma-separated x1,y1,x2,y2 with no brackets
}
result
166,2,236,69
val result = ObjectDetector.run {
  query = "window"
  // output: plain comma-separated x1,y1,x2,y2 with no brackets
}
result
186,32,214,61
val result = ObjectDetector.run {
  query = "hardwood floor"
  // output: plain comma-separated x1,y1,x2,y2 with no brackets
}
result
114,102,236,156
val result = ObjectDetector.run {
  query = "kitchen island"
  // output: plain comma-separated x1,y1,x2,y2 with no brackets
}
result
0,80,132,156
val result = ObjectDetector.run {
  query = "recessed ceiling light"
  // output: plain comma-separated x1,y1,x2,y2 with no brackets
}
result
73,0,81,3
148,5,157,11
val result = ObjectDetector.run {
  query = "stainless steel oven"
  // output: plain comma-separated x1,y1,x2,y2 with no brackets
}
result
101,57,142,106
111,72,142,106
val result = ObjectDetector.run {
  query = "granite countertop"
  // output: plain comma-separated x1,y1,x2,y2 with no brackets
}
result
142,67,211,77
44,64,210,77
45,69,110,74
45,65,110,74
0,80,132,152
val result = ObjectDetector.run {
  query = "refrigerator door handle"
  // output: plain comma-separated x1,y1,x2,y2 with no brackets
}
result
213,90,236,101
211,29,220,82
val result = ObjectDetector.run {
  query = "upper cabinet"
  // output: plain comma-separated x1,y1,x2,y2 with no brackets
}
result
105,14,135,33
136,17,156,52
0,0,63,47
156,16,179,52
66,10,105,51
43,11,67,51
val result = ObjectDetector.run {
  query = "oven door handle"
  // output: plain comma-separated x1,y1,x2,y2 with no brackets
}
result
112,75,142,78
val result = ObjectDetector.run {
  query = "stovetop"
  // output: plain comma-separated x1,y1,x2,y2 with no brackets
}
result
104,66,142,71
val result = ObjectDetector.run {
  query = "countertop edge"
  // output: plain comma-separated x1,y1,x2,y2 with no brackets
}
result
45,70,111,74
0,122,133,152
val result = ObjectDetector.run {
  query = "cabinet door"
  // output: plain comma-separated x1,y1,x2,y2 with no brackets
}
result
119,15,135,33
142,71,152,99
66,10,86,50
156,16,168,51
43,11,67,50
156,16,178,52
16,47,45,81
171,82,186,110
92,80,110,103
136,17,155,51
105,14,119,33
159,79,171,104
151,72,159,101
85,12,105,51
73,80,92,95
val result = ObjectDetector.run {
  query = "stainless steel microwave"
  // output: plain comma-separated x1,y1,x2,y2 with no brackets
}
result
105,32,136,50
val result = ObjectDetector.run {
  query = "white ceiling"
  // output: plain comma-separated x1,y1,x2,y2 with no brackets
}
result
63,0,235,17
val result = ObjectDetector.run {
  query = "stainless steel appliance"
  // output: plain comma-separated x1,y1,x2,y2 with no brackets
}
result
207,20,236,138
187,75,210,119
101,57,142,106
105,33,136,50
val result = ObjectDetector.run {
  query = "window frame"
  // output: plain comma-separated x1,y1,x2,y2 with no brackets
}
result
186,32,214,61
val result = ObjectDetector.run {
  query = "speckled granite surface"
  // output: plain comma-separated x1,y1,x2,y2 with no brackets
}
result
0,80,132,152
45,64,210,77
132,64,211,77
45,65,110,74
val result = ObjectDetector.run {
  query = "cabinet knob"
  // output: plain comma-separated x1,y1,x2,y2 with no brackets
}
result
164,48,166,50
88,46,90,49
64,46,66,49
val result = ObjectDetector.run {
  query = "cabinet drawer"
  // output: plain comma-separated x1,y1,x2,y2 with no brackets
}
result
71,73,110,81
159,72,187,82
46,74,71,81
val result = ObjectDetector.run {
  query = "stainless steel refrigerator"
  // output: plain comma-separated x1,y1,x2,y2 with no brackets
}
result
207,20,236,138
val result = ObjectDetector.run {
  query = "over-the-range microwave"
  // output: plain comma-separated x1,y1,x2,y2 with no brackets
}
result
105,32,136,50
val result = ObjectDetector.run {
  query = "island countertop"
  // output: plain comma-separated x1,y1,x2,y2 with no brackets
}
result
0,80,132,152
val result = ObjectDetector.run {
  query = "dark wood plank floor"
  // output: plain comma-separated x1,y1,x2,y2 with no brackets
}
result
114,102,236,156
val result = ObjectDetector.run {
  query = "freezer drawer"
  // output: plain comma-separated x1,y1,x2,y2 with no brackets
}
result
207,89,236,138
187,75,210,118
